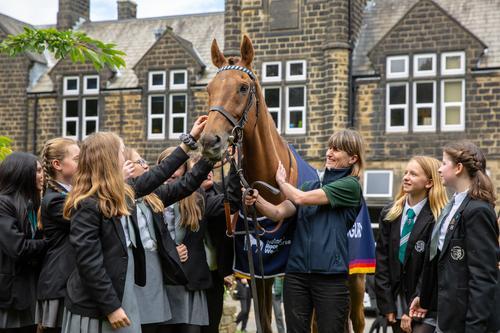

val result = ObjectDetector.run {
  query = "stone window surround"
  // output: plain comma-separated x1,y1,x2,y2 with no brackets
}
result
363,170,394,198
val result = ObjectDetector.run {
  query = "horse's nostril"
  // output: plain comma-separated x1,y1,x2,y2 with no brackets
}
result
214,135,221,144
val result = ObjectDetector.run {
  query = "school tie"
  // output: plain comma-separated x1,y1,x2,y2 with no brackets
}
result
429,197,455,261
399,208,416,263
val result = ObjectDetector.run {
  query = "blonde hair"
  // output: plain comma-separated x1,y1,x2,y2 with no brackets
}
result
158,147,204,231
327,129,365,177
40,137,78,195
124,147,164,213
63,132,134,219
385,156,448,222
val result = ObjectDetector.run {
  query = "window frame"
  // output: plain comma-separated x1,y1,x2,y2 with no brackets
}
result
62,99,79,140
63,76,79,96
386,55,409,79
285,85,306,134
412,81,436,132
262,61,282,83
363,170,394,198
440,79,465,132
413,53,436,77
263,86,282,132
386,82,409,133
147,94,166,140
82,98,99,139
441,51,465,76
169,69,188,90
83,75,99,95
286,60,307,82
148,71,166,91
168,93,187,140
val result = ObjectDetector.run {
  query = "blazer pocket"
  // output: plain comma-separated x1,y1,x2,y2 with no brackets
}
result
0,273,13,301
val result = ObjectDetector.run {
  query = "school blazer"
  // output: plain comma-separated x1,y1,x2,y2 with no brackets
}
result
0,194,48,310
38,185,76,301
375,201,435,316
420,196,499,333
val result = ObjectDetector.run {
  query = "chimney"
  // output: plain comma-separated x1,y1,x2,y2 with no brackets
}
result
117,0,137,20
57,0,90,30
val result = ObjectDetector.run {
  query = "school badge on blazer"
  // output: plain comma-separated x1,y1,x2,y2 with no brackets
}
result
414,240,425,253
450,246,465,261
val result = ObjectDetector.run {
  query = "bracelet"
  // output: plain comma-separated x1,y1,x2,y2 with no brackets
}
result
179,133,198,150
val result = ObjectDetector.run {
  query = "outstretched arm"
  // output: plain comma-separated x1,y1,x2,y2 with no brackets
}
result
243,189,296,222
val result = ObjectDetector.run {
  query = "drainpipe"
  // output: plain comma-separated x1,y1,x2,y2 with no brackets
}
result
33,94,39,154
348,0,355,128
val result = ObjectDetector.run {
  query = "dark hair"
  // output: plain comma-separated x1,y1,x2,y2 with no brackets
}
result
443,141,496,206
0,152,41,227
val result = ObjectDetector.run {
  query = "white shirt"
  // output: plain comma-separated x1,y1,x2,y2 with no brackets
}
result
438,189,469,250
56,181,72,192
400,197,428,235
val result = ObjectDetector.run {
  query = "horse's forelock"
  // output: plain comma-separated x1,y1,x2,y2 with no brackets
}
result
227,57,239,65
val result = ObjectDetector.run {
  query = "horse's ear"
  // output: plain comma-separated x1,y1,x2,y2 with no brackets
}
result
240,35,254,67
211,39,226,68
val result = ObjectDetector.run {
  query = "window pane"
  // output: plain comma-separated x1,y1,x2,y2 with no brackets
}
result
416,83,433,103
65,100,78,117
266,64,279,77
152,74,164,86
445,56,461,70
390,59,405,73
289,87,304,107
390,108,405,127
417,57,433,71
151,118,163,134
270,111,279,128
172,95,186,114
85,120,97,135
366,173,391,195
445,106,461,125
444,81,462,102
172,117,184,133
85,99,98,117
289,111,303,128
389,85,406,105
417,107,432,126
86,78,98,90
265,88,280,108
66,121,77,136
173,72,186,85
290,63,303,76
151,96,164,115
66,79,78,91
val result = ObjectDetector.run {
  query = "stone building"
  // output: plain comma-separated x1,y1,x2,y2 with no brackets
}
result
0,0,499,213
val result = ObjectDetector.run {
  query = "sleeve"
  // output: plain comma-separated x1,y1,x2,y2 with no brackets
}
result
43,193,69,226
321,176,361,208
374,208,397,315
0,197,47,261
204,163,241,219
69,200,121,316
463,205,498,333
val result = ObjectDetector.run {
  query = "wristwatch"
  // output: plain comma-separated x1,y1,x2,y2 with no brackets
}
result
179,133,198,150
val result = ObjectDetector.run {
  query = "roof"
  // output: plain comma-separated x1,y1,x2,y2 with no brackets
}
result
353,0,500,76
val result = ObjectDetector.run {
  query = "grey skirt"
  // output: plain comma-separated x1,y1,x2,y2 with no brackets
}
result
163,285,208,326
134,250,172,324
36,298,64,328
61,247,142,333
0,307,35,329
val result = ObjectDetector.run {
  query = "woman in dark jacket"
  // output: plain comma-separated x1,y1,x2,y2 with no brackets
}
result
0,152,47,333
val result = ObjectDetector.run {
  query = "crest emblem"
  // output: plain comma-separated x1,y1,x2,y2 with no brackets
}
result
415,240,425,253
450,246,465,261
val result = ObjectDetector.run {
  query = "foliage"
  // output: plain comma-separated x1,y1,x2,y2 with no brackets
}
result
0,136,13,161
0,27,126,70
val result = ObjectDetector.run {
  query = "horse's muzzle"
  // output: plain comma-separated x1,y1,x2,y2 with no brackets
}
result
199,134,225,162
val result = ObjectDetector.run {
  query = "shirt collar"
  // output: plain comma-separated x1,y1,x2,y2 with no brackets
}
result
56,181,72,193
452,188,469,206
403,197,428,219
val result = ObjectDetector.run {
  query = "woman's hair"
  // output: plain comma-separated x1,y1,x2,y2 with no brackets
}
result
124,147,164,213
327,129,365,177
40,137,78,195
158,147,204,231
385,156,448,222
63,132,134,219
444,141,496,206
0,152,41,226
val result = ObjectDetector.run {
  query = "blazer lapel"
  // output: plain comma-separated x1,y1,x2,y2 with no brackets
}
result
439,195,472,261
112,216,128,253
404,201,433,264
391,214,403,268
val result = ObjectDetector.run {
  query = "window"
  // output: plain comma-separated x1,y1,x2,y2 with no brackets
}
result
169,94,187,139
262,62,281,82
441,52,465,76
148,71,166,91
82,98,99,138
386,83,408,132
363,170,393,198
414,54,436,77
286,86,306,134
263,87,281,129
441,80,465,131
413,81,436,132
83,75,99,94
286,60,306,81
63,99,79,139
148,95,166,139
63,76,79,95
170,70,187,90
386,56,409,79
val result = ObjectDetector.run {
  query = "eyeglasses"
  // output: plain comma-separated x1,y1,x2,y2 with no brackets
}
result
133,159,148,167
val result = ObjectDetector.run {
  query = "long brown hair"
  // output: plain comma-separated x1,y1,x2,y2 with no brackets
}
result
444,141,496,206
63,132,134,219
40,137,78,195
157,147,204,231
327,129,365,177
386,156,448,222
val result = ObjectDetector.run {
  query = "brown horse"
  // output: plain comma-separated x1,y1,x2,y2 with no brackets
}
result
200,35,365,333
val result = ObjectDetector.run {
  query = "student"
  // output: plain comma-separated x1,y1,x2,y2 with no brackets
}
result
0,152,47,333
374,156,447,333
234,278,251,333
36,138,80,333
61,116,207,333
244,129,365,333
411,141,499,333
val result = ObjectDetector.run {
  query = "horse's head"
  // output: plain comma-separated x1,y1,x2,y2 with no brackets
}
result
200,35,257,162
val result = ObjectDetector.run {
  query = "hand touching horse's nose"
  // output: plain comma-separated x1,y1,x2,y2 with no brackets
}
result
189,115,208,141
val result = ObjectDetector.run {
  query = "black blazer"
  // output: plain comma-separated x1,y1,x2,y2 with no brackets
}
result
420,196,499,333
375,201,435,316
0,194,47,310
65,146,194,318
38,185,75,301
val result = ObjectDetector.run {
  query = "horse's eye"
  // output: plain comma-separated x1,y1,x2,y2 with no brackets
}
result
240,85,249,94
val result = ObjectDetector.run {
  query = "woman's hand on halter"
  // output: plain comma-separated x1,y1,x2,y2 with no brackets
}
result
189,115,209,141
243,188,259,206
275,161,287,186
107,307,131,329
